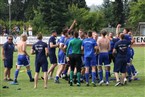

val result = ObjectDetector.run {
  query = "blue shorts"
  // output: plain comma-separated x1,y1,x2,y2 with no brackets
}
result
98,52,110,66
58,52,66,65
4,58,13,68
49,53,57,64
17,55,29,66
35,61,48,73
114,58,127,73
84,55,96,67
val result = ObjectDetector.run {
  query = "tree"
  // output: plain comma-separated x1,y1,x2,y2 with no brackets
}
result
10,0,26,21
37,0,68,34
113,0,124,26
66,0,88,9
0,0,9,20
102,1,114,27
102,0,125,27
82,10,105,32
32,9,47,35
66,4,89,29
24,0,38,21
66,5,105,32
128,0,145,27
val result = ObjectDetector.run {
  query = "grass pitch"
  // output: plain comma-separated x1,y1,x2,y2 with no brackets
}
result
0,47,145,97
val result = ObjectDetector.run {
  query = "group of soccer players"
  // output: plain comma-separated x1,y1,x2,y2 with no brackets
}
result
2,22,139,88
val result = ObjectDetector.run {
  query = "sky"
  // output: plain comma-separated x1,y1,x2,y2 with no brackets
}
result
85,0,104,6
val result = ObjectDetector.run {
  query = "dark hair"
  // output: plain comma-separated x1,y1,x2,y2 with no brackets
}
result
74,31,79,38
109,32,113,35
68,30,74,36
37,33,42,40
120,33,125,39
62,29,68,35
124,28,130,33
7,35,13,39
101,29,107,37
84,31,87,35
51,30,57,34
87,31,92,37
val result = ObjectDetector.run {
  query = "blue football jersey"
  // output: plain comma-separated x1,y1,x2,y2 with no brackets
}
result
65,37,73,55
82,38,97,58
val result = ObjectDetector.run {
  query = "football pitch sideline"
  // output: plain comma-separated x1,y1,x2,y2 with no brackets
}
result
0,47,145,97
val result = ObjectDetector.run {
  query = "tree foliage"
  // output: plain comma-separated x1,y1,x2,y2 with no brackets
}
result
0,0,9,20
128,0,145,27
66,0,88,9
0,0,145,34
36,0,68,34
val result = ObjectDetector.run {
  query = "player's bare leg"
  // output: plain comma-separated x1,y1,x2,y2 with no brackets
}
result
55,64,65,83
47,64,57,78
43,72,48,89
7,68,12,80
34,73,39,89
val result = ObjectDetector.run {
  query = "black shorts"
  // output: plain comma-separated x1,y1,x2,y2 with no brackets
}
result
69,54,82,72
49,54,57,64
4,59,13,68
109,54,115,64
35,61,48,73
114,58,127,73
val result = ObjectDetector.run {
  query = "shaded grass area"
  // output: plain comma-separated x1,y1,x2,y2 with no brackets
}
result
0,47,145,97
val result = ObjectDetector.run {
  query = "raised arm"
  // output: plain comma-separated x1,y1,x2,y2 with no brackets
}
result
68,19,77,31
116,24,121,36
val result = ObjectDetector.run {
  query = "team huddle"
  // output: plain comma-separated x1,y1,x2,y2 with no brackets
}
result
2,23,138,89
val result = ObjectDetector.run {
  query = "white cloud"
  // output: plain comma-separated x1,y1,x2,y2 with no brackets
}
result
86,0,103,6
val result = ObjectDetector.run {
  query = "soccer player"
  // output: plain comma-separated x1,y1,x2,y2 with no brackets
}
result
47,31,58,79
11,34,34,85
97,30,110,86
31,33,48,89
66,31,82,86
82,31,97,86
54,29,68,83
79,29,85,40
113,33,131,86
92,31,99,41
117,24,135,82
107,32,116,77
2,35,15,81
63,30,74,81
92,31,99,80
78,29,86,83
128,31,138,80
108,32,115,64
